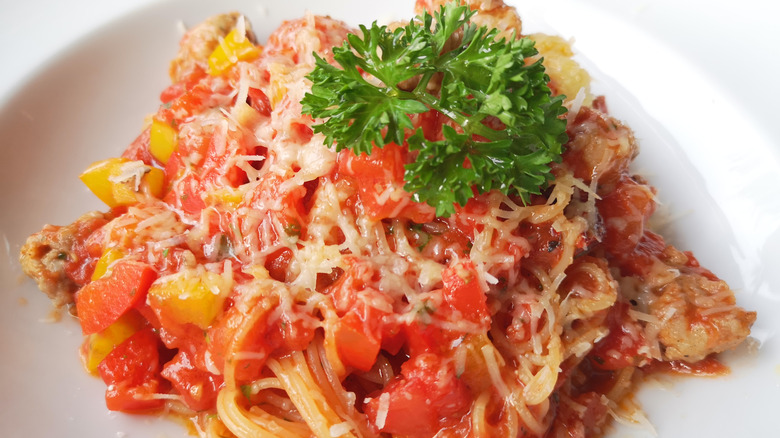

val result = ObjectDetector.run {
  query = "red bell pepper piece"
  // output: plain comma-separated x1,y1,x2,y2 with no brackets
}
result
76,260,157,335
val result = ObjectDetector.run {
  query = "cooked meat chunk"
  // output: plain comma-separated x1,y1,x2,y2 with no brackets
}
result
415,0,522,36
650,271,756,362
19,211,109,308
563,105,637,188
169,12,255,82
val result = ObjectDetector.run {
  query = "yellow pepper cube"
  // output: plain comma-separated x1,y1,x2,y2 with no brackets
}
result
149,118,177,164
83,311,144,374
91,248,125,281
148,269,231,329
208,28,261,76
79,158,124,206
80,158,165,207
144,167,165,199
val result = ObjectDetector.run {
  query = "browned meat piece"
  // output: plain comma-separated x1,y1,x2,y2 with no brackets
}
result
649,265,756,362
562,105,638,189
19,211,110,308
169,12,255,82
415,0,523,36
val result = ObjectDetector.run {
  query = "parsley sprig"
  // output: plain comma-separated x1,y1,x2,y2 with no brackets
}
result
301,2,568,216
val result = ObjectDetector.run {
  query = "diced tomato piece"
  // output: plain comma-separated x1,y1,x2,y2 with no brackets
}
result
247,87,272,117
326,259,375,312
597,175,656,256
364,354,471,437
451,195,490,237
159,67,208,104
121,128,154,166
164,172,206,216
417,109,444,142
441,260,489,327
404,260,489,356
161,350,223,411
250,172,307,241
588,301,648,370
265,310,316,353
97,328,165,412
265,248,293,282
612,230,666,278
158,79,229,125
337,144,435,223
76,260,158,335
335,308,382,372
403,320,451,357
205,302,271,383
325,259,390,371
380,319,404,356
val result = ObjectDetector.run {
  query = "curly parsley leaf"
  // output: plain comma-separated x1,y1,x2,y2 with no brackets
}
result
301,2,568,216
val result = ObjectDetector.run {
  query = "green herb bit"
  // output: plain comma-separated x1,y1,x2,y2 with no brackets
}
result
301,2,568,216
240,384,253,401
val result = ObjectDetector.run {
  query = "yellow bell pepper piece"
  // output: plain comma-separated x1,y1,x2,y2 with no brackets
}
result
83,311,144,374
148,269,231,329
143,167,165,199
91,248,125,281
79,158,121,206
206,187,244,208
149,118,177,164
208,28,261,76
80,158,165,207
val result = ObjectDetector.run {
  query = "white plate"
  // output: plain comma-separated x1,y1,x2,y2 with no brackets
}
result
1,1,778,437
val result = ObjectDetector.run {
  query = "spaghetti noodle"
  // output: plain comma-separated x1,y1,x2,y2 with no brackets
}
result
19,1,756,437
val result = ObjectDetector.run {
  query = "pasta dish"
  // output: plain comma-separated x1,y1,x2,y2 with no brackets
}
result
19,1,756,437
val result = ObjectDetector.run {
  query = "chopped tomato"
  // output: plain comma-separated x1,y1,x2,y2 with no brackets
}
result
247,87,272,117
597,175,656,256
157,77,231,126
120,128,154,166
159,67,208,103
250,172,307,241
364,353,471,437
265,310,316,353
199,132,250,188
76,260,158,335
325,259,390,371
335,307,382,372
161,350,223,411
337,144,435,223
588,301,648,370
205,302,271,383
612,230,666,278
403,321,451,357
441,260,489,327
265,248,293,282
404,260,489,356
97,328,166,412
451,194,490,237
164,172,206,216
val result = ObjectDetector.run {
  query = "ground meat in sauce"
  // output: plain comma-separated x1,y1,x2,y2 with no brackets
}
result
19,211,109,308
647,246,757,362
